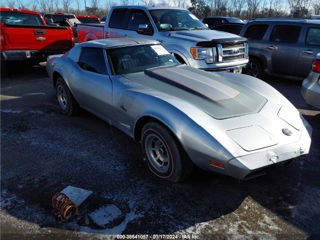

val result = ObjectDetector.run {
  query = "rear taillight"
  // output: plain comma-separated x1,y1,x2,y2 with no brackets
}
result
0,23,6,46
312,59,320,73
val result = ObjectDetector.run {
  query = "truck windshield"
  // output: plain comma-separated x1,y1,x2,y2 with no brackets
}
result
228,17,243,23
149,9,208,31
107,44,181,75
0,11,44,26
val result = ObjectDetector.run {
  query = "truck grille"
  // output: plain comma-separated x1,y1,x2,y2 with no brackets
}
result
217,42,248,63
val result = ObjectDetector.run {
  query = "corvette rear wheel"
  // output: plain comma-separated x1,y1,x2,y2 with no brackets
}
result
55,78,80,116
141,122,193,182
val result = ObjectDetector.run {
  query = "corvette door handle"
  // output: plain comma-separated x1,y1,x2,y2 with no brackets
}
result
303,50,313,55
267,45,278,50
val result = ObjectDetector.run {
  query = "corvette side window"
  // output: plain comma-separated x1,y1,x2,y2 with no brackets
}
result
78,47,107,74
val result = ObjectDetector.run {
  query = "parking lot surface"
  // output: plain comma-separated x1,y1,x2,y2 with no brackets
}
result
1,64,320,239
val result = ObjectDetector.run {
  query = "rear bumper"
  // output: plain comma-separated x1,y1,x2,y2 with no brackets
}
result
1,50,68,62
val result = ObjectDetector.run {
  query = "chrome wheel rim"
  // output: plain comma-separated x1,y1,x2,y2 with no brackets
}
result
57,85,68,111
145,133,170,173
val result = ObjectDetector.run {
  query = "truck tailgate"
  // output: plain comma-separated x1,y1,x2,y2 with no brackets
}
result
3,24,74,51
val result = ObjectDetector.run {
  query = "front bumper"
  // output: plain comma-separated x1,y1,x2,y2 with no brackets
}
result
226,123,312,180
189,57,249,72
1,50,68,62
301,72,320,109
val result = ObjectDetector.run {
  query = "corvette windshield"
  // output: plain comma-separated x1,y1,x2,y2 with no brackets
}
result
150,9,207,31
107,44,180,75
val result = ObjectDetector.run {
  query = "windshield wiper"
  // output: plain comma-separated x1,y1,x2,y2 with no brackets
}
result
161,28,187,32
190,27,207,30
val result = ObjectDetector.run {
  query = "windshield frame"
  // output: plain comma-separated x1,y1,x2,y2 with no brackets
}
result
149,9,208,32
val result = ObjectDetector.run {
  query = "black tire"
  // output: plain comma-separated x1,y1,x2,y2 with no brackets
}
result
141,122,193,182
1,61,8,78
55,77,80,116
246,58,263,79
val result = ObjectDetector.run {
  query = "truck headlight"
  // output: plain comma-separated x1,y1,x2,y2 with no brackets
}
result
244,42,249,58
190,47,215,64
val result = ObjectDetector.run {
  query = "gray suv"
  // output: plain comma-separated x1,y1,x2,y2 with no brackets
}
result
240,18,320,80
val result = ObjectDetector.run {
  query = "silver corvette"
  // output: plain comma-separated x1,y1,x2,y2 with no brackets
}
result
46,38,312,182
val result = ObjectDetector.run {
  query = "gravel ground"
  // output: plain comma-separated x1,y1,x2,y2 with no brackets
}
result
1,64,320,239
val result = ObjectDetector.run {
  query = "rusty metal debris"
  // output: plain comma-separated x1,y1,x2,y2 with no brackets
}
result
52,192,79,220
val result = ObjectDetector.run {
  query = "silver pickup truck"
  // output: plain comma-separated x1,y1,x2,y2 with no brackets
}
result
78,6,249,72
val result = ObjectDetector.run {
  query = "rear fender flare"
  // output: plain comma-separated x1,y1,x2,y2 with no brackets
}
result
84,33,98,42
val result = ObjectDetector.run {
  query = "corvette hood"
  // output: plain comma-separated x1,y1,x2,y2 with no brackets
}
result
125,65,267,120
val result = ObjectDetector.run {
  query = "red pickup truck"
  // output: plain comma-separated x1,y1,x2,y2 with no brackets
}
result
0,8,75,76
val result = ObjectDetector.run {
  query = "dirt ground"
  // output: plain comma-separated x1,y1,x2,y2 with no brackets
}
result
1,64,320,239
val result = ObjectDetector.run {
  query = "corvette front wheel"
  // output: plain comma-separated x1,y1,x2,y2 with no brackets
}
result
141,122,193,182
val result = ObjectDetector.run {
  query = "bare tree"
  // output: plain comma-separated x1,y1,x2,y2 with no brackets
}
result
75,0,80,11
62,0,72,12
207,0,229,15
287,0,312,17
3,0,16,8
142,0,154,6
121,0,129,5
39,0,57,13
230,0,244,17
246,0,260,19
30,0,40,11
16,0,27,9
91,0,100,8
313,0,320,15
173,0,189,8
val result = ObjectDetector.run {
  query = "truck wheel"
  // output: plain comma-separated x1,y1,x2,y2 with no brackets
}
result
246,58,263,79
55,78,80,116
141,122,193,182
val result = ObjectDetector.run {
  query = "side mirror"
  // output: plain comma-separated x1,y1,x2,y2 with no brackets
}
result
137,24,153,35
